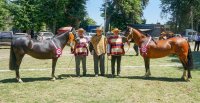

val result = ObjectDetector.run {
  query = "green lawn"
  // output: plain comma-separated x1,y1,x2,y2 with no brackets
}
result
0,44,200,103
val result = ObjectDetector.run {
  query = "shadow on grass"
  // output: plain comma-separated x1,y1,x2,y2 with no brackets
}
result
58,74,95,78
58,74,113,78
123,54,139,57
0,77,59,83
117,76,186,82
0,75,186,83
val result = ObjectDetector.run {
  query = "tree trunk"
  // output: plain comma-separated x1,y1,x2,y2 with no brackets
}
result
105,16,111,32
52,20,56,34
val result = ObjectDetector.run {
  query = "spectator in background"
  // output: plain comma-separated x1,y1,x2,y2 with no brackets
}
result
133,44,139,56
194,33,200,51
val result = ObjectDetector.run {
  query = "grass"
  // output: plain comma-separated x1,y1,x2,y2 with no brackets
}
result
0,43,200,103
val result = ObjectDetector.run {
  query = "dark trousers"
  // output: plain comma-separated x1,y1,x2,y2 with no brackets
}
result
111,55,121,75
194,41,200,51
75,56,87,76
133,43,139,55
93,52,105,75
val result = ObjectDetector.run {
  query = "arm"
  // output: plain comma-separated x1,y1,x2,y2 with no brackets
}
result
89,42,94,53
106,37,111,55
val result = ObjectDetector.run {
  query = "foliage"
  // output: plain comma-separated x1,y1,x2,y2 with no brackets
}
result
39,0,87,32
160,0,200,32
7,0,41,32
0,0,11,30
102,0,149,31
6,0,87,33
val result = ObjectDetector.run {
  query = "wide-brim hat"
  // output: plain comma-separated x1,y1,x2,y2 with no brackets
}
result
77,28,85,33
112,28,121,33
161,32,167,35
96,27,103,31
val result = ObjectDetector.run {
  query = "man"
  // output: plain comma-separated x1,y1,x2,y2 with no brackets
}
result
73,28,89,77
89,27,107,77
133,43,139,56
107,28,125,77
194,33,200,51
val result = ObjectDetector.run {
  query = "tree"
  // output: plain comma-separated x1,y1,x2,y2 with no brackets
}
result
63,0,87,29
7,0,87,33
102,0,149,31
0,0,11,30
160,0,200,32
39,0,87,32
7,0,41,32
80,16,97,30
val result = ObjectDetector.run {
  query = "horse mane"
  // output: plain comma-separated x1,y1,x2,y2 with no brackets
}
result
53,27,76,38
131,27,147,38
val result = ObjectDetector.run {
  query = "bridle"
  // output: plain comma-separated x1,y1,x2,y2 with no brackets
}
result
67,32,75,47
124,28,134,53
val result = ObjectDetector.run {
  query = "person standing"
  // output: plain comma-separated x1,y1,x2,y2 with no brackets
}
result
194,33,200,51
107,28,125,77
73,28,89,77
89,28,107,77
133,43,139,56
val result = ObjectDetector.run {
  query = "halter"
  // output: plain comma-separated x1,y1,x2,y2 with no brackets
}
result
51,40,62,57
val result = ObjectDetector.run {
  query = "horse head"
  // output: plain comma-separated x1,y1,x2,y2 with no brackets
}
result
66,28,77,50
125,26,146,45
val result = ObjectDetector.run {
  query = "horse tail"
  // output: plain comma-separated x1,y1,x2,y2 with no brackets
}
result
9,43,17,70
187,42,193,70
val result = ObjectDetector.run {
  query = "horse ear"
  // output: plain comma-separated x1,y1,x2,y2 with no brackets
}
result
127,26,131,29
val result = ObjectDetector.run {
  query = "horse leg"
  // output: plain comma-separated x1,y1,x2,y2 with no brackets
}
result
144,57,151,77
188,69,192,79
15,54,25,83
179,57,189,81
51,58,58,81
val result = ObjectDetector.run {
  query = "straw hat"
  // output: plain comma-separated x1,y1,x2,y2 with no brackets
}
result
77,28,85,33
161,32,167,35
112,28,121,33
96,27,103,32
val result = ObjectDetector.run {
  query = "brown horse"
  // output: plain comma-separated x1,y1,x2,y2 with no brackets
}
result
9,29,76,83
125,27,193,81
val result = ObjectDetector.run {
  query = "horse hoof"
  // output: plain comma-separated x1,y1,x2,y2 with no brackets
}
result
181,76,190,82
51,78,56,81
144,74,151,78
17,79,23,83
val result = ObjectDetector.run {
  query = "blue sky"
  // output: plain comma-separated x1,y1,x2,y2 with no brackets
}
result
86,0,169,25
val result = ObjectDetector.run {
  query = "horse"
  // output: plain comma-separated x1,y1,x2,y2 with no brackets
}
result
125,26,193,81
9,29,76,83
